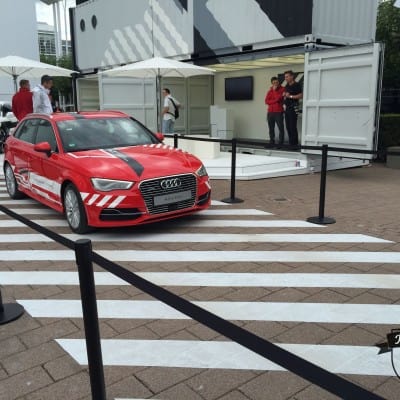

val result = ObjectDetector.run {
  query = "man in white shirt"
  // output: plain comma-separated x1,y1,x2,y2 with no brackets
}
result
161,88,180,133
32,75,53,114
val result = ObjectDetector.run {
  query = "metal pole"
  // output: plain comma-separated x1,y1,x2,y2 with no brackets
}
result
173,133,178,148
307,144,335,225
74,239,106,400
221,138,243,203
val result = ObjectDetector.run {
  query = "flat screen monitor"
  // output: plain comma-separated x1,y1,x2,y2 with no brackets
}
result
225,76,253,101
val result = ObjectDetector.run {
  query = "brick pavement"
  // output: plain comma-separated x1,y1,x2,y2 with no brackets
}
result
0,161,400,400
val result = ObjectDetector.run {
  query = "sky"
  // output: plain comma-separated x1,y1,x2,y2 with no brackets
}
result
35,0,76,39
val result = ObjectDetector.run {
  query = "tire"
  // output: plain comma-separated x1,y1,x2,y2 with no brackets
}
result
63,183,91,233
4,163,25,199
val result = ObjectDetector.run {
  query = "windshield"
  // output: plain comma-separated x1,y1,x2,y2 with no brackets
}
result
56,117,159,152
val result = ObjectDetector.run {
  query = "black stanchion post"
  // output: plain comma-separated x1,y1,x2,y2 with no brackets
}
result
75,239,107,400
173,133,178,148
0,288,24,325
307,144,336,225
221,138,243,203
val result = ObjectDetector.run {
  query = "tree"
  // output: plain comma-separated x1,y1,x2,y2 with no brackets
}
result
376,0,400,88
40,54,74,107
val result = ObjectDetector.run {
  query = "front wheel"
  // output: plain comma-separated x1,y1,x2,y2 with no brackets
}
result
63,183,90,233
4,163,25,199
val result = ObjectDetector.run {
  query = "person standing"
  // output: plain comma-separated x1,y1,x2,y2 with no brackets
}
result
265,76,285,148
283,70,302,147
161,88,180,133
32,75,54,115
11,79,33,121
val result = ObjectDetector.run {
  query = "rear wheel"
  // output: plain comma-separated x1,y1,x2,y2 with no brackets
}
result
4,163,24,199
63,183,90,233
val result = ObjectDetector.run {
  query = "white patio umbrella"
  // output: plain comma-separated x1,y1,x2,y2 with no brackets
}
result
0,55,78,92
100,56,215,130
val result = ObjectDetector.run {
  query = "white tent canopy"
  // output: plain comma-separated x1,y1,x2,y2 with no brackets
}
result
0,55,77,91
100,56,215,79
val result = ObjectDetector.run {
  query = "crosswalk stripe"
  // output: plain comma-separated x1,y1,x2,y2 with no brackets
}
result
0,208,59,215
18,299,400,324
0,219,69,227
0,199,41,204
0,250,399,262
3,271,400,289
0,219,323,228
55,339,399,376
173,220,324,227
0,233,390,243
199,209,273,215
0,206,271,216
211,200,231,206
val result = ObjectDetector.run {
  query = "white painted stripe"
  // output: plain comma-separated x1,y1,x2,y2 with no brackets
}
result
76,233,388,243
212,200,229,206
0,220,68,228
1,250,400,262
0,219,322,229
180,220,324,228
199,209,273,215
4,271,400,289
0,233,388,244
96,195,112,207
56,339,400,376
107,195,125,208
19,299,400,324
0,199,40,204
0,208,59,215
87,194,100,205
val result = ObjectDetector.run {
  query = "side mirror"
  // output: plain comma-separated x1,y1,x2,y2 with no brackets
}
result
34,141,52,156
155,132,164,141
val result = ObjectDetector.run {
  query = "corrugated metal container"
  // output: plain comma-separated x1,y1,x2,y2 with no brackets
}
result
72,0,379,71
312,0,378,45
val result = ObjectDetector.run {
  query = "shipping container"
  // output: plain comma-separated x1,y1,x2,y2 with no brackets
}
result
71,0,382,176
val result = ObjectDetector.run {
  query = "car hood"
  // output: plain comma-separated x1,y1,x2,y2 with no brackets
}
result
65,144,203,179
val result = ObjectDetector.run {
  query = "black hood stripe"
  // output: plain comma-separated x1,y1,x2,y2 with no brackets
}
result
105,149,144,177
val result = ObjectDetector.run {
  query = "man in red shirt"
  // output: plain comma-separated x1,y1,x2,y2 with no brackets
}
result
12,79,33,121
265,76,285,148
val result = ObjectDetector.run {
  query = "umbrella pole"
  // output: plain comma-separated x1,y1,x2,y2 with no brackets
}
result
156,74,161,132
12,75,18,93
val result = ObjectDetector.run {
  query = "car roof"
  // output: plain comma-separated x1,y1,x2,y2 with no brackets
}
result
28,110,129,122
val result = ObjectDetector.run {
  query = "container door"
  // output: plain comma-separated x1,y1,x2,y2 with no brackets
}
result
301,43,383,159
76,78,100,111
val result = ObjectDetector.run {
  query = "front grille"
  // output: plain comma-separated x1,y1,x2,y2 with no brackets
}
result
139,174,197,215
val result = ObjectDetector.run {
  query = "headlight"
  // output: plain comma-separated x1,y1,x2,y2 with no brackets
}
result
196,164,208,177
91,178,134,191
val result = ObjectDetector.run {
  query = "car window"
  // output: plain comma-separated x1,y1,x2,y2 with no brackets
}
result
14,119,38,144
57,117,159,152
36,119,58,152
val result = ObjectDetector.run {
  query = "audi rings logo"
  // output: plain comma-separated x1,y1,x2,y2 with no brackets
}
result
160,178,182,190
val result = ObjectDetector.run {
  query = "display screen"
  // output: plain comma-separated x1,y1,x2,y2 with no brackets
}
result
225,76,253,101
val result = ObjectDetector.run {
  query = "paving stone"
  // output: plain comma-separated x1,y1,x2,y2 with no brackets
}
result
0,366,53,400
187,369,257,400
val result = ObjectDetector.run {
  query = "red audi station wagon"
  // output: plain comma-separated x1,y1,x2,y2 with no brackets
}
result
3,111,211,233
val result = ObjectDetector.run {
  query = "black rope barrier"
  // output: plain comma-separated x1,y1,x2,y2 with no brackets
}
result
0,204,385,400
164,133,400,226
